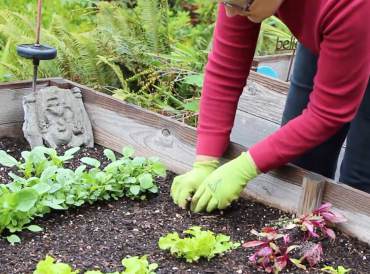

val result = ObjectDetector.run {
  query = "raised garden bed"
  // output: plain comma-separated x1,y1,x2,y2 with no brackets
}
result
0,79,370,273
0,137,369,274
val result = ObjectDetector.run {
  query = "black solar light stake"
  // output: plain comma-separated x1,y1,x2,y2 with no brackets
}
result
16,0,57,92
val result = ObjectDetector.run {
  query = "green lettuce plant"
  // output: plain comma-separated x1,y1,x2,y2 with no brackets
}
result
321,265,351,274
158,226,240,262
33,255,157,274
34,256,79,274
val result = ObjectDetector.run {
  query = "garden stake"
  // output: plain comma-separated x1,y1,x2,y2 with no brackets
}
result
13,1,94,149
16,0,57,93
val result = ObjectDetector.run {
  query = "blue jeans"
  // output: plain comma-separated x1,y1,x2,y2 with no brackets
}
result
282,44,370,193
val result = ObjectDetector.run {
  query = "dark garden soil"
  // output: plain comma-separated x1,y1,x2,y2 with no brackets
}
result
0,137,369,274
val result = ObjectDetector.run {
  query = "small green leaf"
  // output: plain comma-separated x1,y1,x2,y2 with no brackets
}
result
40,166,58,183
42,200,65,210
27,225,43,232
49,183,62,194
122,146,135,158
183,99,200,112
75,165,86,176
183,73,204,87
81,157,101,168
7,182,22,193
0,150,18,167
14,188,38,212
125,177,137,184
290,258,307,270
32,183,52,195
139,174,154,189
129,185,141,196
132,157,145,166
6,234,21,245
64,147,80,157
149,185,159,193
104,149,116,162
21,151,30,161
9,172,26,183
152,162,166,176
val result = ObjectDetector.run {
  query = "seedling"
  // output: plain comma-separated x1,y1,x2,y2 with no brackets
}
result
33,256,78,274
158,226,240,262
0,146,166,241
290,203,347,240
34,255,157,274
243,227,301,273
243,203,346,273
321,265,351,274
0,147,80,178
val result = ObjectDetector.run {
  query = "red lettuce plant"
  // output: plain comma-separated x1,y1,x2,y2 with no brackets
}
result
292,203,347,240
243,227,300,273
243,203,347,273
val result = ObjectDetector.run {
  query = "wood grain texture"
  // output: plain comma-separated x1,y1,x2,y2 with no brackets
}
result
0,79,51,90
0,85,48,125
249,71,290,95
231,110,278,146
242,173,301,213
239,82,286,124
254,53,293,62
0,122,23,138
85,104,195,174
298,174,326,215
336,209,370,244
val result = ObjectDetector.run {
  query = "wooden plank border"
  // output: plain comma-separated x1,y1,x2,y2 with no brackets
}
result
1,78,370,245
249,71,290,95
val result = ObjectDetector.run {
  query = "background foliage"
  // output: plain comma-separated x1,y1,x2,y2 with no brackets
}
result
0,0,291,125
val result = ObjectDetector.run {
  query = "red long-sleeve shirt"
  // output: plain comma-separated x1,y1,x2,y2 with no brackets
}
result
196,0,370,172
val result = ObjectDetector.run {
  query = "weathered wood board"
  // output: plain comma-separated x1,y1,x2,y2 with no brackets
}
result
249,70,290,95
0,78,369,245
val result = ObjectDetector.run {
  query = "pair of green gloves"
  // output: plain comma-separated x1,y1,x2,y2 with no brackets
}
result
171,152,259,213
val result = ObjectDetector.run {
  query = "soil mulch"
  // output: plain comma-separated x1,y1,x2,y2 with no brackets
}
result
0,137,369,274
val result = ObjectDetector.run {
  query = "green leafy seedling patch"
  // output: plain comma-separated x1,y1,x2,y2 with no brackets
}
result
158,226,240,263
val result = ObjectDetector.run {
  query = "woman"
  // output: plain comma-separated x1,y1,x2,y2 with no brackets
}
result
171,0,370,213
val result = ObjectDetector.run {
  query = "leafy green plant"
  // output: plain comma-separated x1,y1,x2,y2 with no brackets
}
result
0,146,166,241
158,226,240,262
0,1,291,127
34,256,79,274
34,255,157,274
121,256,158,274
321,265,351,274
0,146,80,178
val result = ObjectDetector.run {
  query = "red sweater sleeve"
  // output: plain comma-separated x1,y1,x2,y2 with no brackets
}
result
250,1,370,172
196,5,260,157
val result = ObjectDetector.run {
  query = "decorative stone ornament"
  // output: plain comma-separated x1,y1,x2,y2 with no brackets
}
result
22,86,94,148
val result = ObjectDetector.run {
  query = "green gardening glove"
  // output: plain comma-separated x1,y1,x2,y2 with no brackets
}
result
191,152,259,213
171,160,219,209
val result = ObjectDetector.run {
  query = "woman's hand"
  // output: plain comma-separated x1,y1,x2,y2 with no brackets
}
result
191,152,259,213
171,159,219,209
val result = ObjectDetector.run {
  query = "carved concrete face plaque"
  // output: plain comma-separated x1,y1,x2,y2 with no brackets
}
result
22,86,94,148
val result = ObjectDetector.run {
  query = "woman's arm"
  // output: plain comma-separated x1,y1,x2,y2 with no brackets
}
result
249,1,370,172
196,4,261,157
